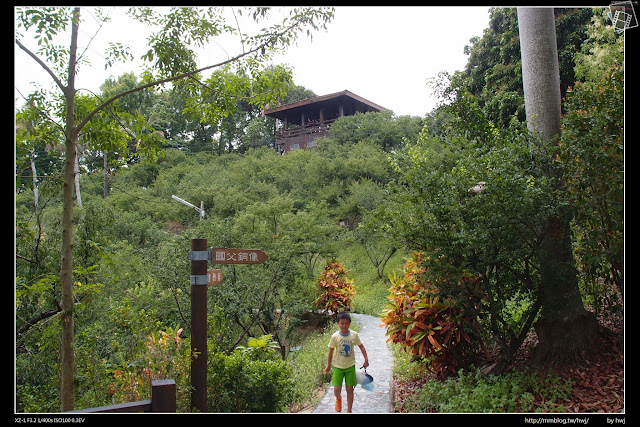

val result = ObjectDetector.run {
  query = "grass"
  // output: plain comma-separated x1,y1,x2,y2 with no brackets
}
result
287,322,334,411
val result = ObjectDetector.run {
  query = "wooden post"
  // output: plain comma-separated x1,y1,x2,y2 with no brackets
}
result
151,379,176,413
190,239,208,412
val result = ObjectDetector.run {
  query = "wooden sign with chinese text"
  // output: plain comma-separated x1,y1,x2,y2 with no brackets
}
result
207,269,224,285
210,248,268,265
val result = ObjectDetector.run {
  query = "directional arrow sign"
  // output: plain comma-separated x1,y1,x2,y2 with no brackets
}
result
207,269,224,285
210,248,268,265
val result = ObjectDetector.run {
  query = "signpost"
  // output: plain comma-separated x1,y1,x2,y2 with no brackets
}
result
210,248,269,265
189,239,208,412
187,241,268,412
207,269,223,285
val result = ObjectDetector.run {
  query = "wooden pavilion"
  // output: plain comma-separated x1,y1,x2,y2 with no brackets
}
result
263,90,386,154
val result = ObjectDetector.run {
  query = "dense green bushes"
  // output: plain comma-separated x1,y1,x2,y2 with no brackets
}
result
208,335,295,412
399,367,573,413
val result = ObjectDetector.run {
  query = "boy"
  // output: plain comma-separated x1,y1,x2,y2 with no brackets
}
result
323,312,369,413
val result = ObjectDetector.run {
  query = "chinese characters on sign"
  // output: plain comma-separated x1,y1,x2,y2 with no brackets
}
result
207,269,223,285
211,248,269,265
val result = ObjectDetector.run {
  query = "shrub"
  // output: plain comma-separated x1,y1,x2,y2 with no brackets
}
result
208,338,295,412
382,252,484,378
402,367,572,413
108,325,191,411
560,63,624,314
236,334,281,361
315,260,355,313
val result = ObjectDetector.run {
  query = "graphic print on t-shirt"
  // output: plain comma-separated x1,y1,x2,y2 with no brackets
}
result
340,342,352,357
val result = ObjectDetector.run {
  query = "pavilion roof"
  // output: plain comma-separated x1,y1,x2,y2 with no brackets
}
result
263,90,386,125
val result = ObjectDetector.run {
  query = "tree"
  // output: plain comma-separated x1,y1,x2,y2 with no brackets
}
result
15,6,334,411
376,114,552,372
15,90,64,213
560,8,624,310
459,8,525,128
455,7,592,128
326,110,423,152
517,7,598,364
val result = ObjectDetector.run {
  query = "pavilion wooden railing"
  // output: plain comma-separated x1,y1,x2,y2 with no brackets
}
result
275,118,337,141
67,379,176,413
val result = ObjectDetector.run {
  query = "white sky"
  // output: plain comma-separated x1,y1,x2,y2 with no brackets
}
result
15,6,491,118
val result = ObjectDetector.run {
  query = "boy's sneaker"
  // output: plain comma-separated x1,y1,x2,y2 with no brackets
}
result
334,397,342,412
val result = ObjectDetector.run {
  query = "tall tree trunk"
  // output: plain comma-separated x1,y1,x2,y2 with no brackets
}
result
30,149,39,214
60,7,80,412
517,7,598,364
103,151,108,198
74,147,82,208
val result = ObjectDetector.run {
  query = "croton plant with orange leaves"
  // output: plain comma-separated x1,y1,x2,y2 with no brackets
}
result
315,260,355,314
382,252,484,378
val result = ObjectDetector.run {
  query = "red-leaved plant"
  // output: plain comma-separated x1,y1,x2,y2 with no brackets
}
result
315,260,355,314
382,252,483,378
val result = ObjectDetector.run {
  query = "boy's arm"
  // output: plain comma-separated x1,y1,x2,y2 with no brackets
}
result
358,344,369,368
323,347,334,374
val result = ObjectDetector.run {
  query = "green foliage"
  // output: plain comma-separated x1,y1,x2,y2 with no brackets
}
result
560,38,624,312
15,90,64,193
456,8,525,127
236,334,281,360
288,324,335,410
107,325,192,412
336,236,406,315
327,110,423,152
453,7,593,127
208,348,295,412
15,5,624,412
15,129,400,411
573,8,624,83
377,94,556,370
402,367,572,413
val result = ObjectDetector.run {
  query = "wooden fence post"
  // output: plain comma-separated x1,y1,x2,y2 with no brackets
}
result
151,379,176,413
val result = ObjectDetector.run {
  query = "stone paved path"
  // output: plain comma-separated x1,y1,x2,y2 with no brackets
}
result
312,313,394,414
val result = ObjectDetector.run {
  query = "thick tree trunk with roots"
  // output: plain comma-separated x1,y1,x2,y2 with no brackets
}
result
517,7,598,365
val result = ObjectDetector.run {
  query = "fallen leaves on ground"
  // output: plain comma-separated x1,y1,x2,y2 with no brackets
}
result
559,311,624,413
392,311,624,413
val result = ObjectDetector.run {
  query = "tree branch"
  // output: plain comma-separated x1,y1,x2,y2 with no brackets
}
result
74,18,305,135
15,38,66,92
226,260,289,354
17,306,61,335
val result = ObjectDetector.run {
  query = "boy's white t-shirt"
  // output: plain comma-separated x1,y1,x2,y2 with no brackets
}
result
328,329,362,369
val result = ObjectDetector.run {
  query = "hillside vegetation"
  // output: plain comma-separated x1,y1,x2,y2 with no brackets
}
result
16,124,415,412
